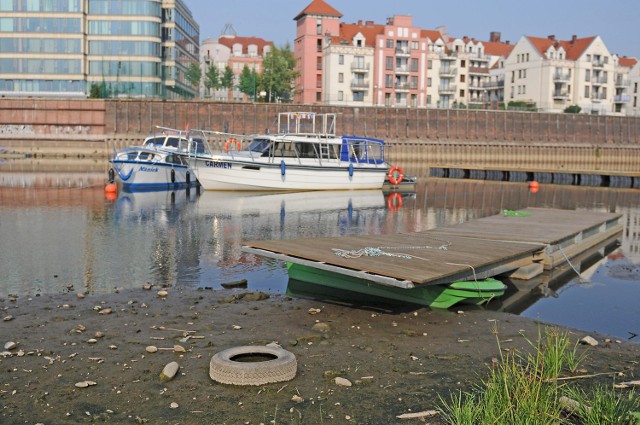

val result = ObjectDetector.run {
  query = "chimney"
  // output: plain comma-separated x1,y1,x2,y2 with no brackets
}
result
571,34,577,43
490,31,501,42
358,20,362,26
548,35,556,41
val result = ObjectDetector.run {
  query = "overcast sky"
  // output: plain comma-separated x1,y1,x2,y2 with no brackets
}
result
186,0,639,60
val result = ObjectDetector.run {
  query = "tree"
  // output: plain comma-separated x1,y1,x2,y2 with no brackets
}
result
204,65,221,97
564,104,582,114
220,66,235,101
260,43,298,103
186,62,202,89
238,66,259,101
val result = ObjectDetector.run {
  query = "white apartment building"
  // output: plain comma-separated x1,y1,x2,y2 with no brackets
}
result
628,61,640,117
504,35,623,114
322,21,380,106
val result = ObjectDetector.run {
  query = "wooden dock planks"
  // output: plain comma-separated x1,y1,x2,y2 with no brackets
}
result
242,208,622,288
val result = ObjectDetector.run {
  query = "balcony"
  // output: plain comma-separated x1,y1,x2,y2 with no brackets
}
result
615,78,630,88
439,84,456,94
591,75,607,85
468,66,489,75
351,80,369,91
614,94,631,103
553,90,569,99
469,53,491,62
482,78,504,89
351,62,370,72
395,47,411,57
439,52,457,61
395,65,410,75
395,83,410,92
590,93,606,102
553,72,571,82
439,66,457,77
592,60,605,68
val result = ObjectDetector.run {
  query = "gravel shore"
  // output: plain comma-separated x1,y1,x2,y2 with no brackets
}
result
1,287,639,425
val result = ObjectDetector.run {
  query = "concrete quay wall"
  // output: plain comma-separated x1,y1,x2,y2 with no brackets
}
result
0,99,639,175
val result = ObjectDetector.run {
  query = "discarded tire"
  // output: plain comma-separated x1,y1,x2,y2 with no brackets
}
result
209,345,297,386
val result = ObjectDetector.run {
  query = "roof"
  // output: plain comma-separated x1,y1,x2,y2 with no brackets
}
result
421,29,444,43
330,22,384,47
217,36,273,56
483,40,514,57
294,0,342,21
619,57,638,68
526,35,596,60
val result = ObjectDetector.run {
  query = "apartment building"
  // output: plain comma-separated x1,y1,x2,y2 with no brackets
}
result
628,61,640,117
0,0,199,99
200,35,272,101
504,35,619,114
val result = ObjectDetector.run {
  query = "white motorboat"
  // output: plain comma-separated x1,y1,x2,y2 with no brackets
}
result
178,112,391,191
109,146,196,190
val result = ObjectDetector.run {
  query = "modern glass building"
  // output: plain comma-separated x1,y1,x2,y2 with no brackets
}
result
0,0,199,99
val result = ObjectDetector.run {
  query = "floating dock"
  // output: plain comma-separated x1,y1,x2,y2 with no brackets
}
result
242,208,622,306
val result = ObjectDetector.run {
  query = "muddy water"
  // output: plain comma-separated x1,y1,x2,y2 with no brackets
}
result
0,163,638,342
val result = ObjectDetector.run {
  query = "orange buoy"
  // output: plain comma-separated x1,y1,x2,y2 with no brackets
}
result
387,166,404,185
105,182,117,194
105,191,117,201
529,180,539,193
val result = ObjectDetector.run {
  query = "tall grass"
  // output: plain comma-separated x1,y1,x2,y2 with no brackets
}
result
437,326,640,425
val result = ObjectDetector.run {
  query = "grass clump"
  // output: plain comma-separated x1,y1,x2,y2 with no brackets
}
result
437,326,640,424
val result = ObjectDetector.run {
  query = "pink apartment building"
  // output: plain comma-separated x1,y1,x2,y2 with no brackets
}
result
294,0,434,107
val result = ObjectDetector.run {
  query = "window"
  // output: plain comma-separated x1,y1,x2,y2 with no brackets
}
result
338,55,344,65
353,92,364,102
586,54,591,62
460,74,465,83
510,87,514,98
584,86,590,97
411,41,418,50
411,76,418,89
602,87,607,98
518,70,522,78
427,59,432,69
523,69,526,78
316,19,322,35
460,60,466,68
427,94,431,104
316,92,321,101
316,39,322,52
526,53,529,61
523,85,526,94
385,56,393,70
386,39,393,48
427,77,432,87
385,74,393,88
411,58,419,72
338,73,343,83
585,69,590,82
459,89,465,97
635,82,638,94
338,91,343,101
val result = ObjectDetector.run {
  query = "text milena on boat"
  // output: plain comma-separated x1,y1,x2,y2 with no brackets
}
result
178,112,397,191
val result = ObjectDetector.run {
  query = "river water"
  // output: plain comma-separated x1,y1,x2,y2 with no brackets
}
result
0,161,638,342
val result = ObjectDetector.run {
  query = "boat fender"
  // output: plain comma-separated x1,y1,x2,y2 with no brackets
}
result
108,168,115,183
348,163,354,178
186,171,191,185
171,168,175,183
224,138,241,152
280,160,286,176
387,166,404,185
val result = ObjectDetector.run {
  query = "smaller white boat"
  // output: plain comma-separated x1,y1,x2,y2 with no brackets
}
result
109,146,196,190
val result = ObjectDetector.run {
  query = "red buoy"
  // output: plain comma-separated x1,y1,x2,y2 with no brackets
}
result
529,180,539,193
105,183,117,194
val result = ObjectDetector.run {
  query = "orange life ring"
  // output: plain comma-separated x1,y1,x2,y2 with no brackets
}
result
387,166,404,185
224,138,241,152
387,192,403,211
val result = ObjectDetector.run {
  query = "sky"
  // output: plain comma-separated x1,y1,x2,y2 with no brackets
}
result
186,0,640,60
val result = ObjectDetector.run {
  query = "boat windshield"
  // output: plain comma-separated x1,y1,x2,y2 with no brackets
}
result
248,138,271,153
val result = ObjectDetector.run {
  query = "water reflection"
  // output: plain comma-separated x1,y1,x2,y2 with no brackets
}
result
0,171,638,340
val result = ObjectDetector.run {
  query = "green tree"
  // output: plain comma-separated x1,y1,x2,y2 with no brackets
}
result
221,66,234,88
204,65,221,97
261,43,298,103
564,104,581,114
238,66,259,101
186,62,202,89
